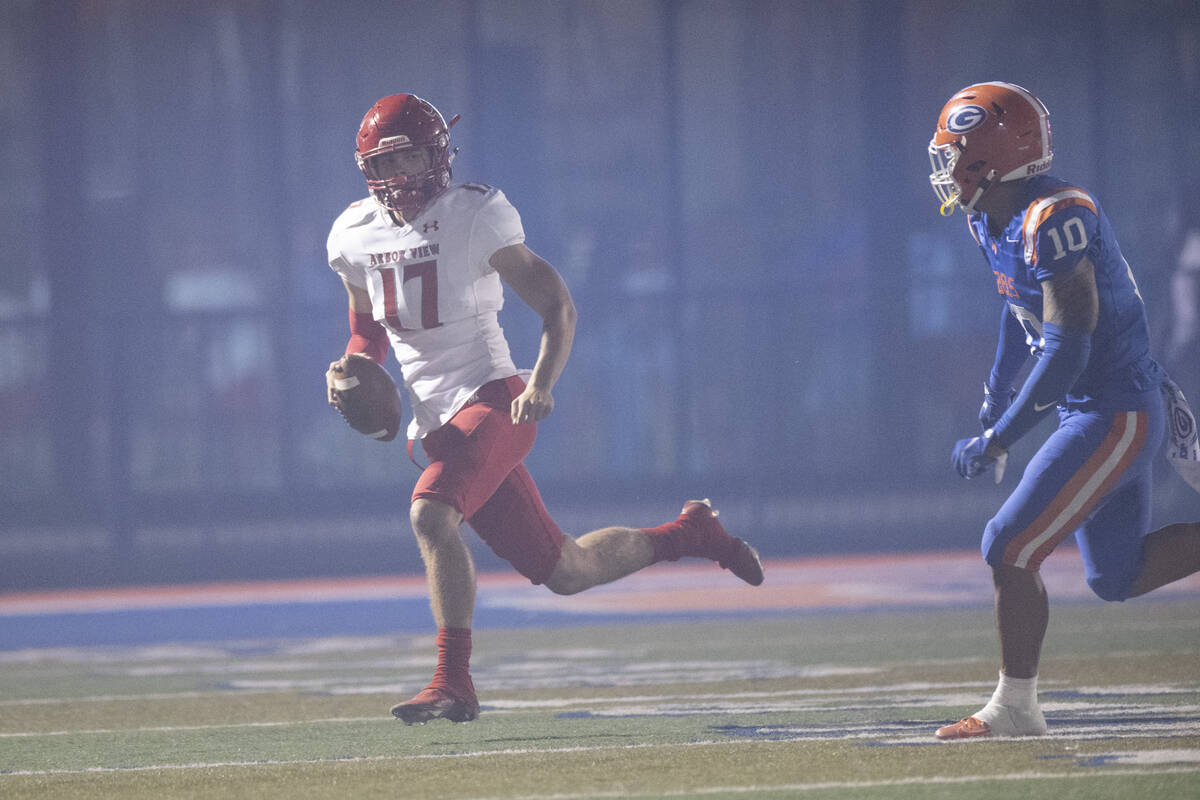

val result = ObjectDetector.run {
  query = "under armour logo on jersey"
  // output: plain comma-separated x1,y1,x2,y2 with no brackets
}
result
423,220,439,233
946,104,987,134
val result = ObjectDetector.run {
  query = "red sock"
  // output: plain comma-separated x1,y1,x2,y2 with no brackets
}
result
432,627,472,687
643,508,736,565
642,520,684,563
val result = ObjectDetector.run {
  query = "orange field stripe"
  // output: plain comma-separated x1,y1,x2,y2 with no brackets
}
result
0,552,981,616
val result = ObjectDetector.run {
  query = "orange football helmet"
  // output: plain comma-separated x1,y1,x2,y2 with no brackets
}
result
928,82,1052,215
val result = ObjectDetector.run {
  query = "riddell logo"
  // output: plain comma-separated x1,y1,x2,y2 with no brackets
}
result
1026,161,1052,176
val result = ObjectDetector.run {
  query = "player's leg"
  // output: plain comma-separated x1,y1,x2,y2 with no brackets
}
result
542,506,765,593
1136,372,1200,586
937,408,1154,739
393,497,479,724
409,497,474,629
1128,521,1200,597
542,526,655,595
474,487,764,595
546,499,764,594
470,476,745,588
936,562,1051,740
992,563,1047,679
467,461,566,586
394,496,479,724
638,499,764,586
1071,398,1171,602
392,378,538,724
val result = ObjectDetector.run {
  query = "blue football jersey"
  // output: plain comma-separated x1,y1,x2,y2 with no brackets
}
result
967,175,1162,406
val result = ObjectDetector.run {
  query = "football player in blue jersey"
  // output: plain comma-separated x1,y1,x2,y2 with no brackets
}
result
927,81,1200,739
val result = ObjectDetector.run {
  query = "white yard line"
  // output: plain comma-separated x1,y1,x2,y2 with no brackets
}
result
3,738,1200,784
460,766,1200,800
3,678,1197,711
3,693,1198,741
0,717,382,738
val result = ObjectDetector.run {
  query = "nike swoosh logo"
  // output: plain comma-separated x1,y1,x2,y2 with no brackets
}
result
1034,400,1057,412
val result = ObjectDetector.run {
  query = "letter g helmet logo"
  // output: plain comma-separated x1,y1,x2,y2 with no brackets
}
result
946,104,987,134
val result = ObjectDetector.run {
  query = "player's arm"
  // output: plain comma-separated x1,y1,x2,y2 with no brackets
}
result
342,279,389,360
990,305,1030,392
327,279,389,404
490,242,578,424
979,305,1029,430
987,258,1097,451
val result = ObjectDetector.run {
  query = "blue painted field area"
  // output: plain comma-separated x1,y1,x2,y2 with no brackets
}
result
4,550,1199,651
1,553,1198,800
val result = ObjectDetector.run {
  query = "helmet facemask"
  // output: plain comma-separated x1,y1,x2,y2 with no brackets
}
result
357,137,452,219
928,138,998,216
354,94,460,220
928,139,963,215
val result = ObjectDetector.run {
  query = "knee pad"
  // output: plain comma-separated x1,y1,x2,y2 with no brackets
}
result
981,517,1009,567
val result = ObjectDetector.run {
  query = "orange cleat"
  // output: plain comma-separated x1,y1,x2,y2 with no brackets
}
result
935,716,992,739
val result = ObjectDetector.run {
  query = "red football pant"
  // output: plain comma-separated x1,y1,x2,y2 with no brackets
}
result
412,376,565,584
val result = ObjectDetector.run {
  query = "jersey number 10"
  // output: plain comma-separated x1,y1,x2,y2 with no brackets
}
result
1044,218,1088,261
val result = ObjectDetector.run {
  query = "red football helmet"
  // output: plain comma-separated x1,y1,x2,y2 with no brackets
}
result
355,94,460,219
928,82,1053,214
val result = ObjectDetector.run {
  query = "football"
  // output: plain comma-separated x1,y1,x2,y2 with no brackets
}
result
328,353,403,441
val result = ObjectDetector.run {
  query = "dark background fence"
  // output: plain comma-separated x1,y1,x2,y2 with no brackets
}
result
3,0,1199,590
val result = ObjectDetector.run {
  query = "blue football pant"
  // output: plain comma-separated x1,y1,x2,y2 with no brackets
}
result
981,396,1165,601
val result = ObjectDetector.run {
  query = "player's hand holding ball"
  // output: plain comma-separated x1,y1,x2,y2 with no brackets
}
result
326,353,403,441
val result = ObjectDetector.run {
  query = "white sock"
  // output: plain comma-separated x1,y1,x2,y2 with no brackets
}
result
973,671,1047,736
989,671,1038,709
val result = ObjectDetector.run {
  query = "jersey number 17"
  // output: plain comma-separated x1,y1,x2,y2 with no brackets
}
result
379,260,443,332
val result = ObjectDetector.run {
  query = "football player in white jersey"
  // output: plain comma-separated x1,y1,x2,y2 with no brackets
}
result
325,94,765,724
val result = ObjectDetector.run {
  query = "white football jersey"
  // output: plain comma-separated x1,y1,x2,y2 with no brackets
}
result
327,184,527,439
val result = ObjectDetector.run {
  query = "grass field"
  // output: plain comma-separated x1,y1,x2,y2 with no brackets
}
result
1,556,1199,799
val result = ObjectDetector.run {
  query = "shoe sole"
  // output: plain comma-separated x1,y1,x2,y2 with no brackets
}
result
392,699,479,725
724,539,765,586
935,721,991,739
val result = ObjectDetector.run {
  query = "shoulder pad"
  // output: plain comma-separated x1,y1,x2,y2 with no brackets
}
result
1020,187,1097,266
333,198,380,230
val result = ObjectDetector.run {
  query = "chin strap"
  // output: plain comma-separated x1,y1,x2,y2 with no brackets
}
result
959,169,999,214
